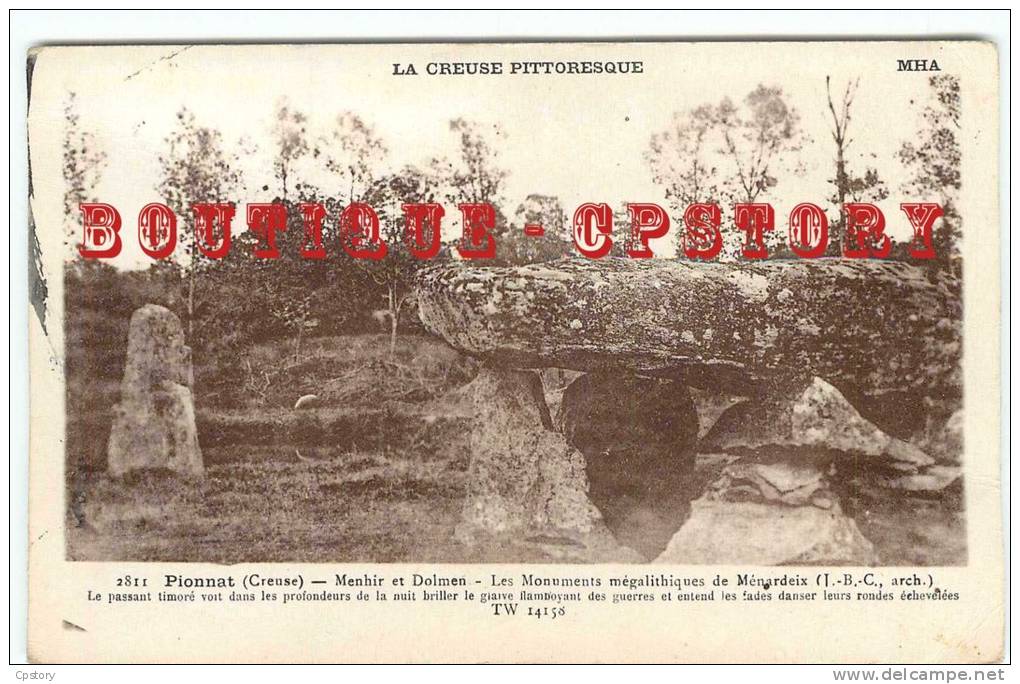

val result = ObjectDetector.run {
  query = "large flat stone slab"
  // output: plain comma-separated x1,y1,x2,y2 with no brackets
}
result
416,258,961,398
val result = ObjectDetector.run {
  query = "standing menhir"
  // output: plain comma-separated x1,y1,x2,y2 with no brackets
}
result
107,304,203,478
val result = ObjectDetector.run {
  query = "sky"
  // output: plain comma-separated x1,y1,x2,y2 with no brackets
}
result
28,42,953,269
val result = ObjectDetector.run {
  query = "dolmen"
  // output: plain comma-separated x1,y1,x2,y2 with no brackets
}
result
416,257,962,563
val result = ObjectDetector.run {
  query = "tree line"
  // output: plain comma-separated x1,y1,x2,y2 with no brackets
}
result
62,75,962,369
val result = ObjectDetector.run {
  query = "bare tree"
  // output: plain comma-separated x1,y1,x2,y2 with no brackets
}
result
436,118,508,206
320,113,401,351
717,85,805,206
646,105,730,212
826,76,857,221
266,285,315,360
322,112,388,203
272,102,310,201
363,166,445,355
898,74,961,276
425,118,512,261
825,76,889,253
61,91,108,257
647,85,805,258
157,108,242,340
646,104,733,255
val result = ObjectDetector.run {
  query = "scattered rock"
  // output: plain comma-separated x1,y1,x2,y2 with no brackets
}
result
654,451,874,565
913,408,964,466
702,377,935,471
294,394,319,410
107,305,202,477
883,465,962,492
416,258,961,400
711,460,830,507
557,373,700,559
654,498,877,565
934,410,964,464
659,379,882,565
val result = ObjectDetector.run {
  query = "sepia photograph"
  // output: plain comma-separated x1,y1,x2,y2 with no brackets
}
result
46,44,965,566
14,12,1005,666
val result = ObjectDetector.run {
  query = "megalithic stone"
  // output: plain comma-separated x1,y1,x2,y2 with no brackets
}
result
457,366,640,561
107,304,203,477
701,377,935,472
654,496,879,566
458,366,601,538
415,258,962,401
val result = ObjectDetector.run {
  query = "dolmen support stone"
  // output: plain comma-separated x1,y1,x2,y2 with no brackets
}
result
457,366,638,561
656,378,900,565
107,304,203,478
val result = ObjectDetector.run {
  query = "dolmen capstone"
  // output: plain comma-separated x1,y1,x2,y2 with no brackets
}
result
416,258,962,563
107,304,203,478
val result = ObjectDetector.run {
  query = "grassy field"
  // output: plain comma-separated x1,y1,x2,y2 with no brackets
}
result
68,447,473,563
68,333,472,562
65,333,966,565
